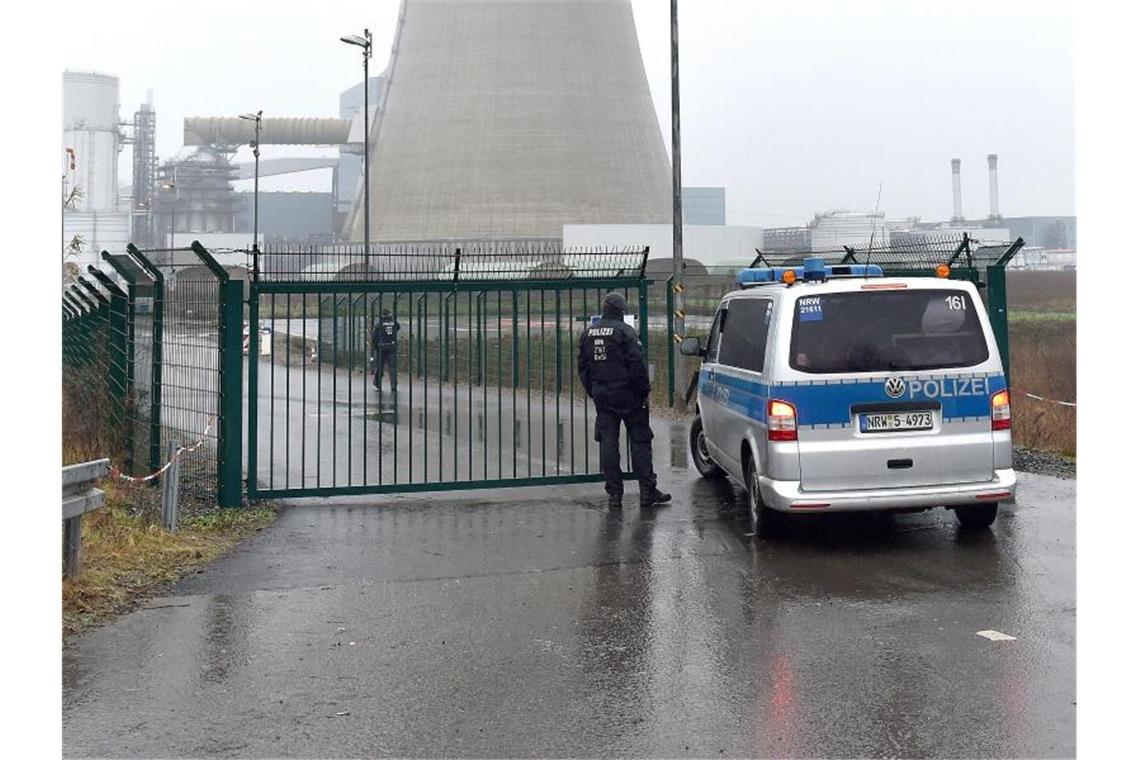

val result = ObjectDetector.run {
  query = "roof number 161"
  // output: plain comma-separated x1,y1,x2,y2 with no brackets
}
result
944,295,967,311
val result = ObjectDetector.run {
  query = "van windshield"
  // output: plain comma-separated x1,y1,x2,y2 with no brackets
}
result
789,289,989,373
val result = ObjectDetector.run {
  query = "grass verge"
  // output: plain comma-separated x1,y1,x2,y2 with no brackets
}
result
62,482,277,638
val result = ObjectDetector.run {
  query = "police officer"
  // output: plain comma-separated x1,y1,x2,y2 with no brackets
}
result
371,307,400,391
577,292,671,509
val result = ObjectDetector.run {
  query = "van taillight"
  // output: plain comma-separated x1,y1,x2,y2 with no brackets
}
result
768,399,798,441
991,389,1011,431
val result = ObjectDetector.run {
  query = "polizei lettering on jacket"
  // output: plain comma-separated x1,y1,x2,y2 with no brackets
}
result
906,376,991,399
587,327,615,337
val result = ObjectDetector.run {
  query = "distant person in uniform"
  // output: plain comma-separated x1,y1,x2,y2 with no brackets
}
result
577,292,670,509
371,307,400,391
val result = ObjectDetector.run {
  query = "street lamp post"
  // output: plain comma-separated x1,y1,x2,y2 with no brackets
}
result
340,29,373,264
239,111,263,253
670,0,686,411
161,178,177,250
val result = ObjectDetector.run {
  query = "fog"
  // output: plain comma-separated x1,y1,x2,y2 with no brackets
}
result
61,0,1073,225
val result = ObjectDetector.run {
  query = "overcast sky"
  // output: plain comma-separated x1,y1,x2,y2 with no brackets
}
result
61,0,1074,225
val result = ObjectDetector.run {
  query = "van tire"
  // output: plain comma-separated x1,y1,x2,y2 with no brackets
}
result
689,416,725,479
745,456,783,537
954,504,999,530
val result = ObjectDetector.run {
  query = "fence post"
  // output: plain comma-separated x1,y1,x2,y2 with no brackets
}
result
101,252,143,472
638,278,650,352
512,289,520,388
247,280,259,503
192,240,244,508
986,237,1024,387
130,245,165,478
986,264,1010,385
665,275,675,403
218,278,245,508
89,266,132,471
162,440,181,531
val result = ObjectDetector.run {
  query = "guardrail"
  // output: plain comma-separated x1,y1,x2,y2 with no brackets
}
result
62,458,110,579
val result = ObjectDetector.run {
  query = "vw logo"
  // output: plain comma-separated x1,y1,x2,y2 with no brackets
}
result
884,376,906,399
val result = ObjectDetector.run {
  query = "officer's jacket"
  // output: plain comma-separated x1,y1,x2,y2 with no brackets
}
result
577,317,650,412
372,318,400,349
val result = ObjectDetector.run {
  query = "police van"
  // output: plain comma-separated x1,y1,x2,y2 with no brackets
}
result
680,258,1015,534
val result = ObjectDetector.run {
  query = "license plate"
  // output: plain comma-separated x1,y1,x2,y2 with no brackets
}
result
859,411,934,433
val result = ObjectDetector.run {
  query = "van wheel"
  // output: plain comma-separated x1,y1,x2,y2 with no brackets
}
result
954,504,999,530
689,416,725,479
745,457,783,537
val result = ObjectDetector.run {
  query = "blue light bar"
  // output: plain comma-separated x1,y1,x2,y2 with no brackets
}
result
737,263,884,287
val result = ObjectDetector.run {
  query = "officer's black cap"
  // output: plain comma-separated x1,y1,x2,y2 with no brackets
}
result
602,292,627,318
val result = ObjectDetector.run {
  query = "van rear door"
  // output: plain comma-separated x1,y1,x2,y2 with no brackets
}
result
783,286,999,491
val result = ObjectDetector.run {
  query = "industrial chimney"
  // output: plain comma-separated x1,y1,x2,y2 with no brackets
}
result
950,158,963,223
987,153,1001,220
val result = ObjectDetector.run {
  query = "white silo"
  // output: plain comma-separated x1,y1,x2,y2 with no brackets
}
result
63,71,122,213
63,71,129,269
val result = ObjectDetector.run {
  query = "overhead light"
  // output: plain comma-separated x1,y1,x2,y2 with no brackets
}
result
340,34,369,48
238,111,262,121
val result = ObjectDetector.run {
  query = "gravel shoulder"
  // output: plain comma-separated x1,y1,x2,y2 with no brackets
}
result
1014,445,1076,479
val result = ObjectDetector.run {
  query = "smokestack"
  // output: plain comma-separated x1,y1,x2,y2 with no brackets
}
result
987,153,1000,220
951,158,963,223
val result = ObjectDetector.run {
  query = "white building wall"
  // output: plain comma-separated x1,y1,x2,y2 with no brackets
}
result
809,212,890,251
562,224,765,267
64,211,130,271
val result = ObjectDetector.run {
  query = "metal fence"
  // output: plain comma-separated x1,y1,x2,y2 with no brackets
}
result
661,234,1025,399
64,234,1024,508
62,243,242,509
246,246,651,500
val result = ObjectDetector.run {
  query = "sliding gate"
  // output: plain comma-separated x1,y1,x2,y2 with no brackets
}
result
246,246,651,500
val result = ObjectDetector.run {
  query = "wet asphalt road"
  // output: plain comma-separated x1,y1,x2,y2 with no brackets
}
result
63,419,1075,758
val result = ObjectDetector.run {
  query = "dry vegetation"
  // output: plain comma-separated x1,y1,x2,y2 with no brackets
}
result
1006,270,1076,456
1006,270,1076,313
62,479,276,637
63,376,277,638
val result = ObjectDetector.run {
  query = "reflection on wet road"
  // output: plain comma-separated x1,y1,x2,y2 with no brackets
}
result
63,420,1075,758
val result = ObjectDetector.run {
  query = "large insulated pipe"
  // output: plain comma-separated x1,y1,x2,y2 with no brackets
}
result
951,158,963,222
184,117,352,146
987,153,1000,219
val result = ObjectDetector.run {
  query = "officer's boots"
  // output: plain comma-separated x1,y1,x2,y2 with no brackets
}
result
640,488,672,508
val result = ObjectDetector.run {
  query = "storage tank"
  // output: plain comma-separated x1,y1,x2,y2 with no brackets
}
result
63,71,122,213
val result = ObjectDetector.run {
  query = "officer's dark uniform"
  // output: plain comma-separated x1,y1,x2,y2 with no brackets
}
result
577,292,670,508
371,309,400,391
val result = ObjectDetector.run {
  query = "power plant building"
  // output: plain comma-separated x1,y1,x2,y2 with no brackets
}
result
347,0,672,242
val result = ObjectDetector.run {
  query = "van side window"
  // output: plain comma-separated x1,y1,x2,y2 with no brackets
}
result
718,298,773,373
706,308,726,363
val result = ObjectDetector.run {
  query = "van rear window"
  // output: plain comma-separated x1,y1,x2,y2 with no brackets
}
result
790,290,989,373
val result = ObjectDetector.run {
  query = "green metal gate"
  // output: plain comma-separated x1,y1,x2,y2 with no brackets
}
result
246,245,651,500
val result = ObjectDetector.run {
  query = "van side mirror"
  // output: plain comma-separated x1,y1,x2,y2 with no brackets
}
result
679,336,705,357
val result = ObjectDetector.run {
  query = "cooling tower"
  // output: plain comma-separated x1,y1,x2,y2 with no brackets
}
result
348,0,672,242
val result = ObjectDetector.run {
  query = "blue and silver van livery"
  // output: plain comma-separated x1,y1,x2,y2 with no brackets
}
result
680,259,1015,534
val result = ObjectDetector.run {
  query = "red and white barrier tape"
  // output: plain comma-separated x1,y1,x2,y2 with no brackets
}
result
1013,389,1076,408
109,416,216,483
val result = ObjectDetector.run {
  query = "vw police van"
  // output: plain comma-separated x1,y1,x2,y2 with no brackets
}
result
680,258,1015,534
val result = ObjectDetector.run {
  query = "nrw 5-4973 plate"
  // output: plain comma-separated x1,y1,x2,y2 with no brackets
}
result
859,411,935,433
